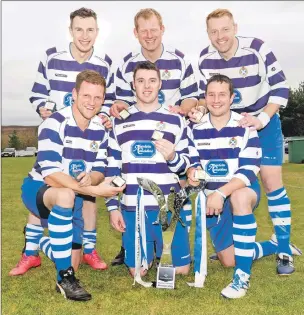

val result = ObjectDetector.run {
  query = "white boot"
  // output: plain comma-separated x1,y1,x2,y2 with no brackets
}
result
221,269,250,299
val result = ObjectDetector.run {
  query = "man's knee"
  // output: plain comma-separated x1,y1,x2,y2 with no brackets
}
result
260,166,283,193
230,189,255,214
218,252,235,267
175,264,190,275
55,188,75,206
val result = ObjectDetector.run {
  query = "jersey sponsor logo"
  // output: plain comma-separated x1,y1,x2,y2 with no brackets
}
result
158,91,165,105
55,73,68,78
197,142,211,146
239,66,248,77
69,160,86,179
206,160,229,177
63,92,73,107
131,141,156,158
233,89,242,104
209,72,220,77
156,121,166,131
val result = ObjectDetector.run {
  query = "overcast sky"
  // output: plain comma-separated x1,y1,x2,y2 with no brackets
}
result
2,1,304,126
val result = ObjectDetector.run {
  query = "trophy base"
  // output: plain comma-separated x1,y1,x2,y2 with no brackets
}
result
156,264,176,289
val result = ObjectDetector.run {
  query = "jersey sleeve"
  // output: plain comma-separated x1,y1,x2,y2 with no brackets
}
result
36,113,65,178
257,40,289,108
179,59,199,102
115,63,136,107
29,50,53,115
232,128,262,186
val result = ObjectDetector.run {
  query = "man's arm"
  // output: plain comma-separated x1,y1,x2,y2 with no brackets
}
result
29,48,53,119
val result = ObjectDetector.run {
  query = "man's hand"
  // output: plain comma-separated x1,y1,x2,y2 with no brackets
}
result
77,172,91,187
206,192,224,216
109,102,129,119
239,112,263,131
98,114,112,129
168,105,184,115
94,177,125,197
110,209,126,232
154,139,175,161
187,167,200,186
188,106,208,123
39,107,52,120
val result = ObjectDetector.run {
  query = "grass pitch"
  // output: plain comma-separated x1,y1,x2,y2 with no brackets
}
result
1,157,304,315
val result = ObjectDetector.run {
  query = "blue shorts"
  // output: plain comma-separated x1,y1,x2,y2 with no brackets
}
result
258,114,283,166
122,209,191,268
207,180,261,253
21,177,85,246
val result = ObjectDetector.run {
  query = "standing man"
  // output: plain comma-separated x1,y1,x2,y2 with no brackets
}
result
28,7,114,270
110,8,199,265
106,62,195,277
195,9,295,275
16,70,124,300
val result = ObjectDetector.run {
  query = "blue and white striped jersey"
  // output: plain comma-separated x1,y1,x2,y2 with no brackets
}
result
28,106,108,182
29,44,115,116
105,106,193,212
190,111,262,195
115,45,198,109
198,36,289,115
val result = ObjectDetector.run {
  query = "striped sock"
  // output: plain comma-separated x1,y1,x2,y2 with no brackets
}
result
83,229,97,254
39,236,54,262
24,223,44,256
267,187,292,255
48,205,73,281
233,214,257,275
182,199,192,234
253,240,277,260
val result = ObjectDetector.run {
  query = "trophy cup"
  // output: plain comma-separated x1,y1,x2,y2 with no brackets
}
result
137,177,206,289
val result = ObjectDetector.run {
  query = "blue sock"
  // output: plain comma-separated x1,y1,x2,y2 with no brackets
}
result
39,236,54,262
182,199,192,234
83,229,96,254
48,205,73,281
25,223,44,256
253,240,277,260
233,214,257,275
267,187,292,255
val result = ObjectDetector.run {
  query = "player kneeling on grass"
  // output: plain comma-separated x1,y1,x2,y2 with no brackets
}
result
105,61,197,277
188,74,262,299
11,70,125,301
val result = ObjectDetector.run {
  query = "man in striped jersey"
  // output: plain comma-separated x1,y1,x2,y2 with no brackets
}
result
106,62,197,277
27,7,114,270
188,74,262,298
192,8,296,275
109,8,198,266
12,71,124,301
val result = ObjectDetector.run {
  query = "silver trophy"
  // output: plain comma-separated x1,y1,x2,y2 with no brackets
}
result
137,177,206,289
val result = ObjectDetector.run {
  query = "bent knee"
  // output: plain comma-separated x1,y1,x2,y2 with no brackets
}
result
230,189,255,212
175,264,190,275
56,188,75,204
218,254,235,268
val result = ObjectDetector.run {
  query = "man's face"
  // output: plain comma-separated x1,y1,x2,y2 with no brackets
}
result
134,15,164,53
207,16,237,55
133,69,161,105
69,16,99,54
72,81,105,120
205,81,234,117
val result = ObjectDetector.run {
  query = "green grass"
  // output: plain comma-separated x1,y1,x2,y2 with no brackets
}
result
2,158,304,315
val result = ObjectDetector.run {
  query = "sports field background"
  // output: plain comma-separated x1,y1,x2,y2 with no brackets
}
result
2,157,304,315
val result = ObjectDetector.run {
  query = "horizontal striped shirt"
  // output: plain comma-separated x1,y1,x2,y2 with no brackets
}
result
105,106,194,211
29,106,108,182
190,111,262,194
29,44,115,116
116,45,198,109
198,36,289,115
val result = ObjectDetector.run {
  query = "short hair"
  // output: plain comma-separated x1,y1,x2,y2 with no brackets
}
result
206,74,234,96
70,7,97,28
134,8,163,29
133,61,161,81
75,70,106,93
206,9,234,27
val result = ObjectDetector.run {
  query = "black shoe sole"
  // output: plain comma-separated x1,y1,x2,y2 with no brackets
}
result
56,285,92,301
